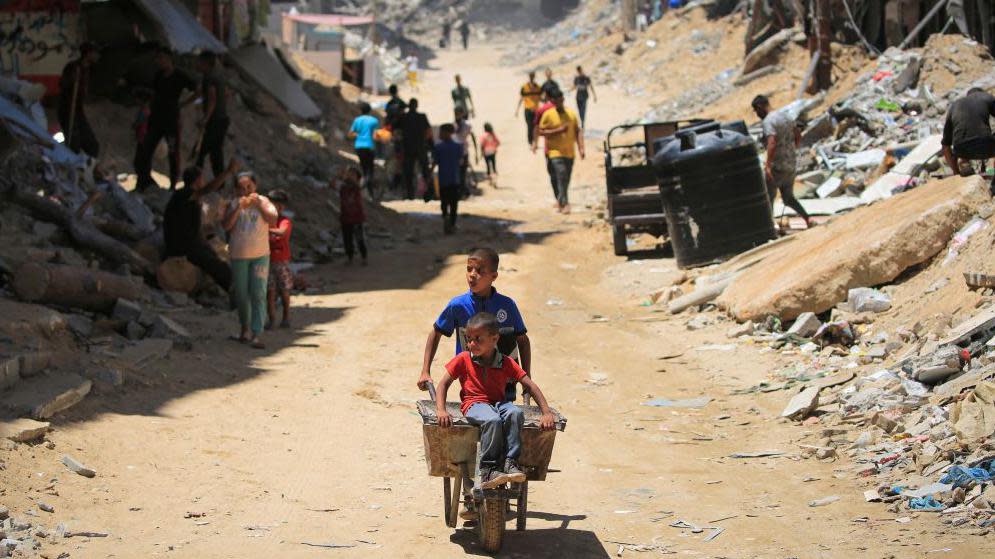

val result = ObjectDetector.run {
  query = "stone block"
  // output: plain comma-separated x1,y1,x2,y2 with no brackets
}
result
111,299,143,323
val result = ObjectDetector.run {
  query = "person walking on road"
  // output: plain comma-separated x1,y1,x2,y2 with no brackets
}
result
514,71,542,144
572,65,597,128
540,67,559,103
400,98,433,200
224,172,279,349
451,74,475,118
58,42,100,158
941,87,995,190
442,21,452,48
459,20,470,49
405,53,420,91
434,124,464,234
453,108,478,197
348,102,380,198
751,95,811,228
480,122,500,181
136,47,197,191
537,89,584,214
195,52,230,179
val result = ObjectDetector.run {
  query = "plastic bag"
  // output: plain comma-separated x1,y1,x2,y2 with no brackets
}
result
847,287,892,313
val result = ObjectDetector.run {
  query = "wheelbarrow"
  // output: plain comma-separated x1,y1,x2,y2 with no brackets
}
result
417,382,567,552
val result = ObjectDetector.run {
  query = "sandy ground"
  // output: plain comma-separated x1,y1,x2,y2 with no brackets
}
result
3,42,995,559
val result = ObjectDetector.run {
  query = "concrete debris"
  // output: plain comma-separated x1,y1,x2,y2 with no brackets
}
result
112,299,143,323
726,320,755,338
787,312,822,338
0,419,49,443
62,455,96,478
148,315,192,348
845,288,892,313
119,338,173,367
782,386,821,420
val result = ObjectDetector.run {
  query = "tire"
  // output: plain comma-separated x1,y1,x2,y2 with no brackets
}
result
516,482,528,531
478,497,506,553
612,224,628,256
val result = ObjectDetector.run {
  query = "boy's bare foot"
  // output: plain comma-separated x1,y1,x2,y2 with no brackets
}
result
561,204,571,215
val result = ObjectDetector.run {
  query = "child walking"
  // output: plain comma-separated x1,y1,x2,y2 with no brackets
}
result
435,312,556,491
338,167,368,265
433,123,463,234
480,122,500,181
266,189,293,329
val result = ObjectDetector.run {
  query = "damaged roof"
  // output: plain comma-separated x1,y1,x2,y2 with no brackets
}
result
131,0,226,54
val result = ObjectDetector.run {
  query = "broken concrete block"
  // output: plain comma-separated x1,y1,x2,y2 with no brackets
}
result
782,386,820,420
137,309,157,328
148,315,192,347
2,373,92,420
83,367,124,388
847,287,891,313
17,351,52,378
719,176,991,321
726,320,755,338
119,338,172,367
0,419,50,443
111,298,143,323
787,312,821,337
64,314,94,338
163,291,190,307
62,455,96,478
125,321,146,340
686,315,712,331
871,412,898,433
0,357,19,390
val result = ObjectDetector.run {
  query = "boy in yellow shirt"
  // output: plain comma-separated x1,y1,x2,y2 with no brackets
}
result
537,89,585,214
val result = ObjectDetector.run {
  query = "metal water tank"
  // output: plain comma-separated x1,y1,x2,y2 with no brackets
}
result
652,128,775,268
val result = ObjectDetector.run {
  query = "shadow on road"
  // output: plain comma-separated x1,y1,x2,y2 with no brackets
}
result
448,519,609,558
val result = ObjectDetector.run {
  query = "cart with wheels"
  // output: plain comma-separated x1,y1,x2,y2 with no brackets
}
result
417,385,566,553
604,119,712,256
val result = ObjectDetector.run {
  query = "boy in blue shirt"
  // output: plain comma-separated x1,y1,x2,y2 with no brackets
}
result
348,102,380,197
432,123,464,234
418,247,531,394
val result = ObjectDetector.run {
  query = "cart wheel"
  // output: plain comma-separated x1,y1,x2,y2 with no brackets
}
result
612,224,628,256
516,481,528,531
478,496,506,552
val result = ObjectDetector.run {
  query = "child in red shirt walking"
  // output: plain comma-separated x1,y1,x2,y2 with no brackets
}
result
266,189,293,329
435,312,556,490
337,166,368,265
480,122,500,181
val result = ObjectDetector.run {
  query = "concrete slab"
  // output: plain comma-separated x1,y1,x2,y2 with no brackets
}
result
719,176,991,321
132,0,225,54
231,44,322,120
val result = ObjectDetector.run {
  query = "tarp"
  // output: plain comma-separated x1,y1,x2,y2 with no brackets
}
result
131,0,226,53
285,13,374,27
230,44,321,120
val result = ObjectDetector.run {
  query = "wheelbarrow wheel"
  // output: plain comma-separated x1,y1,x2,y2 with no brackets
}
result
515,481,528,531
612,224,627,256
478,496,506,553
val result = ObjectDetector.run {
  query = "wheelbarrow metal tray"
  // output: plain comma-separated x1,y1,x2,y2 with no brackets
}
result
417,401,566,481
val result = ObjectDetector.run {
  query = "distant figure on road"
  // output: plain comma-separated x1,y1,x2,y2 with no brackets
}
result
538,89,585,214
571,65,596,128
515,71,542,144
480,122,500,181
751,95,811,228
942,87,995,189
405,54,420,90
337,166,368,265
58,42,100,158
451,74,475,118
265,189,293,329
433,123,464,234
459,20,470,49
453,108,478,197
442,21,452,48
540,67,560,103
348,102,380,197
400,98,433,200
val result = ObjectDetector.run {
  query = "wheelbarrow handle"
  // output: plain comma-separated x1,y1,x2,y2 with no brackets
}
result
426,380,437,402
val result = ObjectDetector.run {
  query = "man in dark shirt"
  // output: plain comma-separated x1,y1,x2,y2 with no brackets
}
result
384,84,407,128
942,88,995,184
163,159,239,290
572,65,597,128
540,67,559,103
459,21,470,50
58,42,100,158
136,48,197,190
195,51,230,179
400,98,433,200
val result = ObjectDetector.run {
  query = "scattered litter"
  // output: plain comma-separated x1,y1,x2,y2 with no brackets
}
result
300,542,356,549
730,450,784,459
808,495,841,507
62,455,96,478
641,396,712,409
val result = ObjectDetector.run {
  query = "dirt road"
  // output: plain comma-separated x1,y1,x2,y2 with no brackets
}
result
3,42,992,559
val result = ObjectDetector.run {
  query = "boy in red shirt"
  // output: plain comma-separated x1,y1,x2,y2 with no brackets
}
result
266,189,293,329
436,312,556,489
337,167,368,265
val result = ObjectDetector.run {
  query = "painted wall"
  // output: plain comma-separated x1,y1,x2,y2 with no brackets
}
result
0,0,82,95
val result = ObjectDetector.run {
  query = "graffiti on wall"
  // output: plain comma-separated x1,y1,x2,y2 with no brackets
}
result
0,8,81,78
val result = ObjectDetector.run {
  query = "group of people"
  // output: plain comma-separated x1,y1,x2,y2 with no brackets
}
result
517,67,590,214
348,75,501,234
441,20,472,49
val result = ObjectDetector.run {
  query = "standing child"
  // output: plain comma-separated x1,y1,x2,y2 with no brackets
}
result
433,123,464,234
338,167,368,265
480,122,500,181
266,189,293,329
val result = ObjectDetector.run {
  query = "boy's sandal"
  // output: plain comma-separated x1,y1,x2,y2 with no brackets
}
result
249,339,266,349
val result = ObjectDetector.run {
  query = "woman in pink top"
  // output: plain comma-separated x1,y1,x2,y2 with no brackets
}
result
480,122,500,181
223,172,278,348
